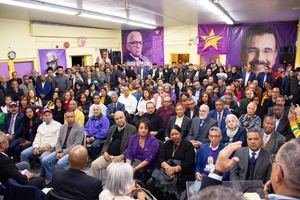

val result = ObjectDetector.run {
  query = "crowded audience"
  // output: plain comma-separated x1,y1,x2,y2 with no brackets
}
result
0,61,300,200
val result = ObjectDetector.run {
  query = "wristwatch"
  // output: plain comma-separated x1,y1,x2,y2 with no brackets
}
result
213,169,224,176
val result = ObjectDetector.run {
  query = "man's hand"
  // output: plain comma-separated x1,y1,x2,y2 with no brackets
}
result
41,144,51,151
24,171,33,179
19,140,31,147
56,152,64,159
195,172,202,180
264,180,272,200
191,140,202,148
103,152,110,162
86,137,95,144
112,155,124,163
32,148,40,155
215,141,242,173
6,134,14,142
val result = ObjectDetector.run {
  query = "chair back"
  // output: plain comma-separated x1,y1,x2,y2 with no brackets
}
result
45,190,70,200
5,179,45,200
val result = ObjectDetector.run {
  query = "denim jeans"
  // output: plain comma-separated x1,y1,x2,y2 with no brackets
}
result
87,139,104,160
20,146,52,162
41,151,69,181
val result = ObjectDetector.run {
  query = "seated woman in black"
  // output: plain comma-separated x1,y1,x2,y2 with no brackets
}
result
148,125,195,200
52,98,65,124
12,107,42,160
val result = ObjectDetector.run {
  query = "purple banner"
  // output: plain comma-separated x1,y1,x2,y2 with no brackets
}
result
122,27,164,69
198,24,228,55
38,49,67,74
198,21,298,75
226,22,297,75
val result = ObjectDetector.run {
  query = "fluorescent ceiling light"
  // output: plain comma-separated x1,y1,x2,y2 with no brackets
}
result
79,13,127,24
197,0,234,24
0,0,77,15
127,21,156,29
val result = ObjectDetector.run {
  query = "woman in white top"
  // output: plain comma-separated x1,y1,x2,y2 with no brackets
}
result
99,162,145,200
136,89,154,116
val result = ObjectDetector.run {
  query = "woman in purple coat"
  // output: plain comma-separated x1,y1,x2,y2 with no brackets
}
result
125,120,159,183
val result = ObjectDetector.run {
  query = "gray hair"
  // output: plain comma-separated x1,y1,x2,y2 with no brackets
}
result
277,139,300,195
225,114,240,128
209,126,222,135
247,102,257,111
105,163,134,196
190,185,244,200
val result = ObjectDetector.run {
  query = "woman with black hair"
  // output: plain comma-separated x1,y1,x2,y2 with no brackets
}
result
148,125,195,200
52,98,66,124
12,107,42,161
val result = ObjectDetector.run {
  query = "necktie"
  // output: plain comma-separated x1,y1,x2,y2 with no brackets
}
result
63,126,72,149
113,103,117,113
247,152,256,180
263,74,267,83
8,114,15,135
217,112,222,127
263,134,269,145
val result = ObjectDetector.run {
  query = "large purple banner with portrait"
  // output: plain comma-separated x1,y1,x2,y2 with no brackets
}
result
122,27,164,69
198,21,297,75
38,49,67,74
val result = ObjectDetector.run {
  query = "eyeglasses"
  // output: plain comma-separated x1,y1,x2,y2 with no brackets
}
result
269,154,284,177
128,41,143,46
209,135,221,138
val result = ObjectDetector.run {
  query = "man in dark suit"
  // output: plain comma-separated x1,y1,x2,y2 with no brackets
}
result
165,104,191,139
148,63,159,81
185,98,199,119
267,95,289,117
272,105,294,141
41,111,84,181
257,65,274,88
106,93,126,124
242,65,256,87
209,99,231,130
187,104,218,148
262,116,285,155
3,102,24,157
0,132,45,189
35,74,52,106
50,145,102,200
230,128,272,183
91,111,136,178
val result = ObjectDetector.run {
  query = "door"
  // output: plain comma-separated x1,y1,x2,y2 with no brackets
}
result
14,61,34,78
71,56,84,67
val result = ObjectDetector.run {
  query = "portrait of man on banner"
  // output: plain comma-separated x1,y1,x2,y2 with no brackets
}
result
124,31,152,69
240,25,278,76
38,49,67,74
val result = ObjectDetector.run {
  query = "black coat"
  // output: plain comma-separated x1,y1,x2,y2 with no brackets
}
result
51,168,102,200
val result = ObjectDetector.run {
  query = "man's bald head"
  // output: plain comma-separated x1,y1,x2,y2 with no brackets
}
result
69,100,78,111
68,145,88,170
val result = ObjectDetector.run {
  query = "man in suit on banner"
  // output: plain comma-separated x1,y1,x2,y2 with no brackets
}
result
125,31,152,70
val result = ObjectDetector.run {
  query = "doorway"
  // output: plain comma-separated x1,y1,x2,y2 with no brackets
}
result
171,54,190,65
71,56,84,67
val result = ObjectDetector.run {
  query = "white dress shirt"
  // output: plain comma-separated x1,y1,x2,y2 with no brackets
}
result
175,116,184,127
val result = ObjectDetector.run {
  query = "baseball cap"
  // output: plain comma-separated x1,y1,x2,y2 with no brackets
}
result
42,109,52,114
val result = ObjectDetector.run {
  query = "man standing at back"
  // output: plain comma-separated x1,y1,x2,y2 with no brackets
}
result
50,145,102,200
52,66,69,97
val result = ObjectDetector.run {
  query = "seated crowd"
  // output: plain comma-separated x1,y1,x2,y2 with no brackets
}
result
0,61,300,200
